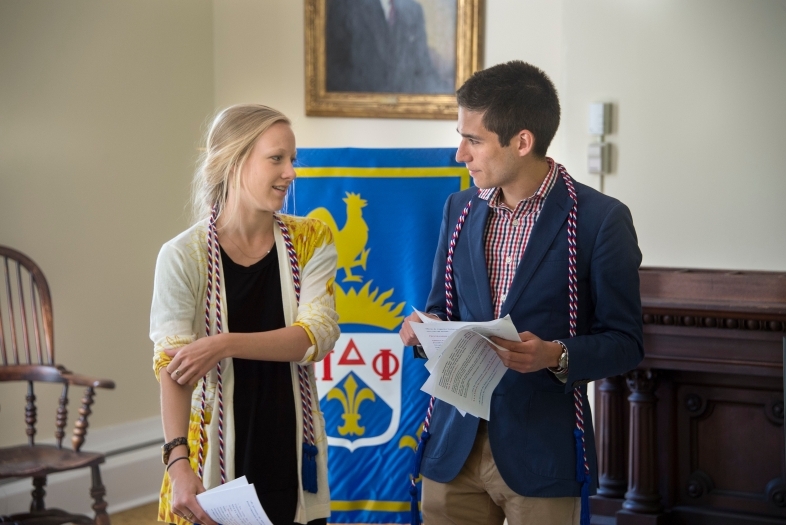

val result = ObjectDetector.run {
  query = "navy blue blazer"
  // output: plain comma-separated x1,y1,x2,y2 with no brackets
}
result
421,174,644,497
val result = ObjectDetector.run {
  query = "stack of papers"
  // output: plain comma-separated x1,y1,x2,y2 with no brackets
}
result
195,476,273,525
411,310,521,420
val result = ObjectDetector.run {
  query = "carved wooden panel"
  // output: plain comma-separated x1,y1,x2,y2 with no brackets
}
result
591,268,786,525
677,382,785,518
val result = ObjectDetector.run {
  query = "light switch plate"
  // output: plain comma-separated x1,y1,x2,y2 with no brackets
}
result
588,142,611,174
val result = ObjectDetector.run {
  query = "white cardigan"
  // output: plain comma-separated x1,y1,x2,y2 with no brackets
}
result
150,215,339,524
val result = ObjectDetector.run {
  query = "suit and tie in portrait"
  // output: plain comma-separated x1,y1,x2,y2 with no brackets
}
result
325,0,452,93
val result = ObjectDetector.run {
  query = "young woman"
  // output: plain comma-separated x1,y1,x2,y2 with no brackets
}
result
150,104,339,525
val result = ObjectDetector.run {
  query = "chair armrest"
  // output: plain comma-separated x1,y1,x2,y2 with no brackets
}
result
0,365,115,451
0,364,67,383
64,372,115,452
0,365,114,389
60,371,115,390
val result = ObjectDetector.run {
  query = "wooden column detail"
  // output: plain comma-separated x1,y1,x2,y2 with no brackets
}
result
623,369,663,514
30,476,46,511
597,375,627,498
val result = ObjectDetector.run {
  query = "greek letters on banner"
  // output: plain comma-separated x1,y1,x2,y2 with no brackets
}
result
288,149,469,524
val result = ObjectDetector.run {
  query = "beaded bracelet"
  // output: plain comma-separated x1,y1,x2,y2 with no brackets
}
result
162,436,188,465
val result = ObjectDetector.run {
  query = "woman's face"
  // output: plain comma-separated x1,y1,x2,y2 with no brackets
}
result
236,122,297,214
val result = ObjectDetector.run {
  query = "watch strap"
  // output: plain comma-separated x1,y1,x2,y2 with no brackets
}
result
549,340,569,374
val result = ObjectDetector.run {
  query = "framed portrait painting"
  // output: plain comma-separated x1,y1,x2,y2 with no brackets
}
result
305,0,484,119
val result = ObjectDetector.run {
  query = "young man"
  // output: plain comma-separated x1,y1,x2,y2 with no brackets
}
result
399,61,644,525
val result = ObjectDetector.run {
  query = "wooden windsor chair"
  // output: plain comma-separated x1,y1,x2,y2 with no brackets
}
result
0,246,115,525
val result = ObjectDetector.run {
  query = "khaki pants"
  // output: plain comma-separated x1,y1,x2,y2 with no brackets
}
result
422,421,580,525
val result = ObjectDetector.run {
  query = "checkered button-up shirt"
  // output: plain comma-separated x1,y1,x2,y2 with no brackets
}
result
479,158,558,318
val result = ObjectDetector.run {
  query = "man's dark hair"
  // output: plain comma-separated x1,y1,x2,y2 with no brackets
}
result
457,61,560,157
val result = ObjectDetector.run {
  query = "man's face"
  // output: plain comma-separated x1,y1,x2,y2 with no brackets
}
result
455,108,521,190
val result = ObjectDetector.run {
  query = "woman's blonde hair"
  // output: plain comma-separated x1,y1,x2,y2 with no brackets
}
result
191,104,291,224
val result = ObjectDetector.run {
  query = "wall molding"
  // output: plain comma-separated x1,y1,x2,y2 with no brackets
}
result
642,312,785,332
0,415,163,516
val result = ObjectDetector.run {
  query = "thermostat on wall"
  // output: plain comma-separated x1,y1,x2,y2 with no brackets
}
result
589,103,612,136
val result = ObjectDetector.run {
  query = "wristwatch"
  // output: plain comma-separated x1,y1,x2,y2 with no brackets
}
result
551,340,569,374
162,437,188,465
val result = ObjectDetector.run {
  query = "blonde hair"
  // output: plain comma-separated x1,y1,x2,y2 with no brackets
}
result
191,104,291,224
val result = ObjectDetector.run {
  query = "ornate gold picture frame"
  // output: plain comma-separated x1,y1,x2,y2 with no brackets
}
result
305,0,484,120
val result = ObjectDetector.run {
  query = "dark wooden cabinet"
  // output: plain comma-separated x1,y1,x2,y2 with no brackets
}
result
591,268,786,525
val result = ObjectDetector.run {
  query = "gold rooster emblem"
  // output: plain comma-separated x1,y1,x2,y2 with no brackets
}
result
308,192,370,282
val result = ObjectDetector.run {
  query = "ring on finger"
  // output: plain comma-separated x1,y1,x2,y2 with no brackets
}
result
175,369,183,376
185,512,195,521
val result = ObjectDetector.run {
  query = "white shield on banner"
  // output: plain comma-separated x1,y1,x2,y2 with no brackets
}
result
314,333,403,452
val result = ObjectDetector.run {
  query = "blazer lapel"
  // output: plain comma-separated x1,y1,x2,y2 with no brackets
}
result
499,177,573,318
464,194,495,321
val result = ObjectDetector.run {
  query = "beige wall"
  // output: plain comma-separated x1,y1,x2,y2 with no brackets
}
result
559,0,786,270
213,0,566,152
214,0,786,270
0,0,214,446
1,0,784,447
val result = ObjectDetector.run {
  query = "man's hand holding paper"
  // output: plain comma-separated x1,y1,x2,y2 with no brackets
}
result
490,331,564,374
399,310,441,347
409,311,523,420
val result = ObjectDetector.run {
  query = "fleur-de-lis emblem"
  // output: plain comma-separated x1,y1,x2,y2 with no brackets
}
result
327,373,376,436
398,422,425,451
399,422,426,482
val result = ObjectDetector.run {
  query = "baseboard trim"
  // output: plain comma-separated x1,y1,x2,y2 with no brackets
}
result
0,416,164,516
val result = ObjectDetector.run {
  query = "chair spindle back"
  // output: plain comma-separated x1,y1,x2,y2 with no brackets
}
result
0,246,54,367
1,246,58,446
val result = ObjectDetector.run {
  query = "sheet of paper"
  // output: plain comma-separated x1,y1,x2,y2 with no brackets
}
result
203,475,250,494
465,316,521,341
414,308,440,323
421,327,509,420
421,373,466,417
412,310,521,420
196,477,273,525
411,321,446,360
411,309,520,359
421,372,435,394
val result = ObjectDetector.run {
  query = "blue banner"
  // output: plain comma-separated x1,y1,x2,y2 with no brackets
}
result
288,148,469,524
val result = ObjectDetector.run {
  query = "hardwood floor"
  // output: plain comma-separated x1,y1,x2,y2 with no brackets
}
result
110,501,159,525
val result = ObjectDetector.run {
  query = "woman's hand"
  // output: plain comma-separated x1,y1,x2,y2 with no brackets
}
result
167,459,218,525
165,334,228,386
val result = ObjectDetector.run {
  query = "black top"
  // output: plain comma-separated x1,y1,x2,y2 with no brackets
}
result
221,245,299,525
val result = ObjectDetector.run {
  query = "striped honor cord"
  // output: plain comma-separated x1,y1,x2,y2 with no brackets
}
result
196,205,227,484
410,170,591,525
275,215,319,494
408,198,473,525
195,210,319,493
560,166,592,525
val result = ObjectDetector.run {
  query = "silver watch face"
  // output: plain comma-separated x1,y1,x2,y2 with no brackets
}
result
559,350,568,369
